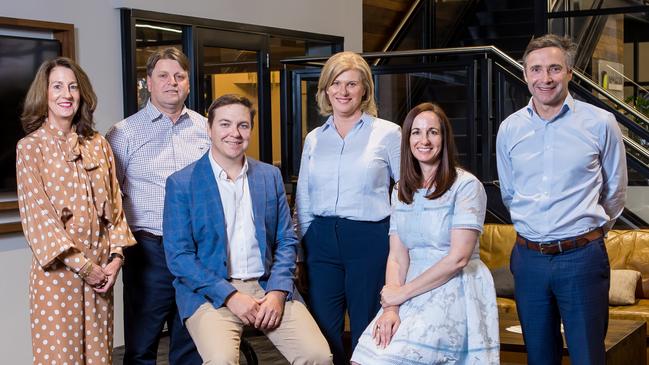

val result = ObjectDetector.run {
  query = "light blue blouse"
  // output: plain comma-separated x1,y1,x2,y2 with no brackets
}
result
390,169,487,259
295,113,401,238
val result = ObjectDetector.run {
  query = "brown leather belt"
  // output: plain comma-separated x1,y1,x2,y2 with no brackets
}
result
516,228,604,255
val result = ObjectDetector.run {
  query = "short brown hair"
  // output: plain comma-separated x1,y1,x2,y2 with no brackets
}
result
522,34,577,70
21,57,97,138
316,51,377,117
146,47,189,76
207,94,256,128
398,102,458,204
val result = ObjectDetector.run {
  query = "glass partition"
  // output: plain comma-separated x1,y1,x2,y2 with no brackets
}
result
134,21,184,110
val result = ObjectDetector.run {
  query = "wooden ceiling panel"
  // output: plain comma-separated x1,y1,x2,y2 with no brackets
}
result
363,0,414,52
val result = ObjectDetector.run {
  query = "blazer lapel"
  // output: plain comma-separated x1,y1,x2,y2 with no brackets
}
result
247,159,267,259
193,153,227,240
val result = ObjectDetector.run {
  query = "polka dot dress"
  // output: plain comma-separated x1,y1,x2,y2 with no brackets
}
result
16,122,136,365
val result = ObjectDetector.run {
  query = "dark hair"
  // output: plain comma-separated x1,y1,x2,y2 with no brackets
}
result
522,34,577,70
146,47,190,76
398,102,458,204
21,57,97,138
207,94,256,127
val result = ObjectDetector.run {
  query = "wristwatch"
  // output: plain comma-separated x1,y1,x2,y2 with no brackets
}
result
109,252,125,265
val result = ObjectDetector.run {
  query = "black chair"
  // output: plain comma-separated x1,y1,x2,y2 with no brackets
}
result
240,327,262,365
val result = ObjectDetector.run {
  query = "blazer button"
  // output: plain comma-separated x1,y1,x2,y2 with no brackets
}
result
223,261,227,266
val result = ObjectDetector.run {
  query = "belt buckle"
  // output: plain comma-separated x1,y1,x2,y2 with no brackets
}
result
540,240,562,255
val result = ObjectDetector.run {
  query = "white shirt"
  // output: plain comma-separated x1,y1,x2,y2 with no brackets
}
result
208,152,264,280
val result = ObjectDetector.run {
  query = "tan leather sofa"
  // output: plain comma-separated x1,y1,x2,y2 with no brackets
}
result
479,224,649,336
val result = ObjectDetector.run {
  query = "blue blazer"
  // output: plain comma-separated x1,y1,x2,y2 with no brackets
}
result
163,152,299,321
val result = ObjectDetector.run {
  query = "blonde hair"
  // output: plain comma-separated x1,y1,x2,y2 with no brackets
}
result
316,51,377,117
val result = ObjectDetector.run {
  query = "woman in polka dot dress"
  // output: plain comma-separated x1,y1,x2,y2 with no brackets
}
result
16,57,136,365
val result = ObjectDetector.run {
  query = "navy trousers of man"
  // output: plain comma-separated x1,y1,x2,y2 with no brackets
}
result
303,216,390,365
122,231,202,365
511,236,610,365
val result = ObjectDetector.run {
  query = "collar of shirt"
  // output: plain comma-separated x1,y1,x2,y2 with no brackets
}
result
208,149,249,182
144,99,190,123
320,112,374,134
525,93,574,123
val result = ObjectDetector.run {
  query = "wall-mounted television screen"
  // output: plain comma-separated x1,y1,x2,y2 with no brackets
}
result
0,35,60,192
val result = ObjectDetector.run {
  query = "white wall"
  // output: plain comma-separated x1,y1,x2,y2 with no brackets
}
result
0,1,361,363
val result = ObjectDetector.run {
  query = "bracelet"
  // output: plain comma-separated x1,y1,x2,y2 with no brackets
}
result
79,261,93,279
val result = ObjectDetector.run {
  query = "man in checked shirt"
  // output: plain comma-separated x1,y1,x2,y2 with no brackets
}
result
107,47,207,365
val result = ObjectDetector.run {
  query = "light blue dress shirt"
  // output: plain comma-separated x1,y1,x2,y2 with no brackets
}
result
496,94,627,241
106,101,211,235
295,113,401,238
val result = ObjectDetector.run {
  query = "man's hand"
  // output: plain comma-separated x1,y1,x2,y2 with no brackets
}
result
254,291,286,330
225,292,260,326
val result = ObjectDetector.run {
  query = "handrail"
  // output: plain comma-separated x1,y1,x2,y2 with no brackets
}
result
572,68,649,127
281,45,649,162
283,45,649,129
281,45,520,65
624,135,649,164
377,0,423,56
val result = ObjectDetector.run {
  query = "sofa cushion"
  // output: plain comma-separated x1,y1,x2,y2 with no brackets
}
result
609,269,642,305
609,299,649,326
496,297,517,316
479,224,517,269
605,230,649,299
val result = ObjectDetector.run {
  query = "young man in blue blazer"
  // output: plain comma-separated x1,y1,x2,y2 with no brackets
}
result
163,94,332,364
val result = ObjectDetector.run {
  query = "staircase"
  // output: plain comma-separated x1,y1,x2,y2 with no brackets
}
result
453,0,535,60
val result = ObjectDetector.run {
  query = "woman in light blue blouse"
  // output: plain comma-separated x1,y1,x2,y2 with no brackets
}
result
351,103,499,364
295,51,401,364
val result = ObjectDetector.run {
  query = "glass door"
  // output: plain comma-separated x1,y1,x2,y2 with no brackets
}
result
194,28,271,162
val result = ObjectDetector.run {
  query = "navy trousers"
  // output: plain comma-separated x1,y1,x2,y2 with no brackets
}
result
510,236,610,365
122,231,201,365
303,216,390,365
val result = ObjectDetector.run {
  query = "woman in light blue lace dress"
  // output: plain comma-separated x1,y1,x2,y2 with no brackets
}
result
351,103,500,364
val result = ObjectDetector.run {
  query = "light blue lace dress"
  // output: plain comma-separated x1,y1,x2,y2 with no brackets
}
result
351,169,500,365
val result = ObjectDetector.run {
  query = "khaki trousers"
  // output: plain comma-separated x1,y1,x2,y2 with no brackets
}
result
185,280,333,365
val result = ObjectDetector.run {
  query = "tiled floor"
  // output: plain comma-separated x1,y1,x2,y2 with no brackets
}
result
113,334,289,365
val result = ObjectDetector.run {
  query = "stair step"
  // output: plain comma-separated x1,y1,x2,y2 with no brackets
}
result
462,35,532,58
475,8,534,25
468,23,535,39
483,0,535,11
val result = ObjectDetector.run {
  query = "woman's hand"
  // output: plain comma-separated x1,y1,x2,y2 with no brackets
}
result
82,262,108,288
380,284,407,307
94,257,123,293
372,307,401,348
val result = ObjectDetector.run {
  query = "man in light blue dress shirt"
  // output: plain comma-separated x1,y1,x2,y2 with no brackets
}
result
107,48,207,365
496,35,627,365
